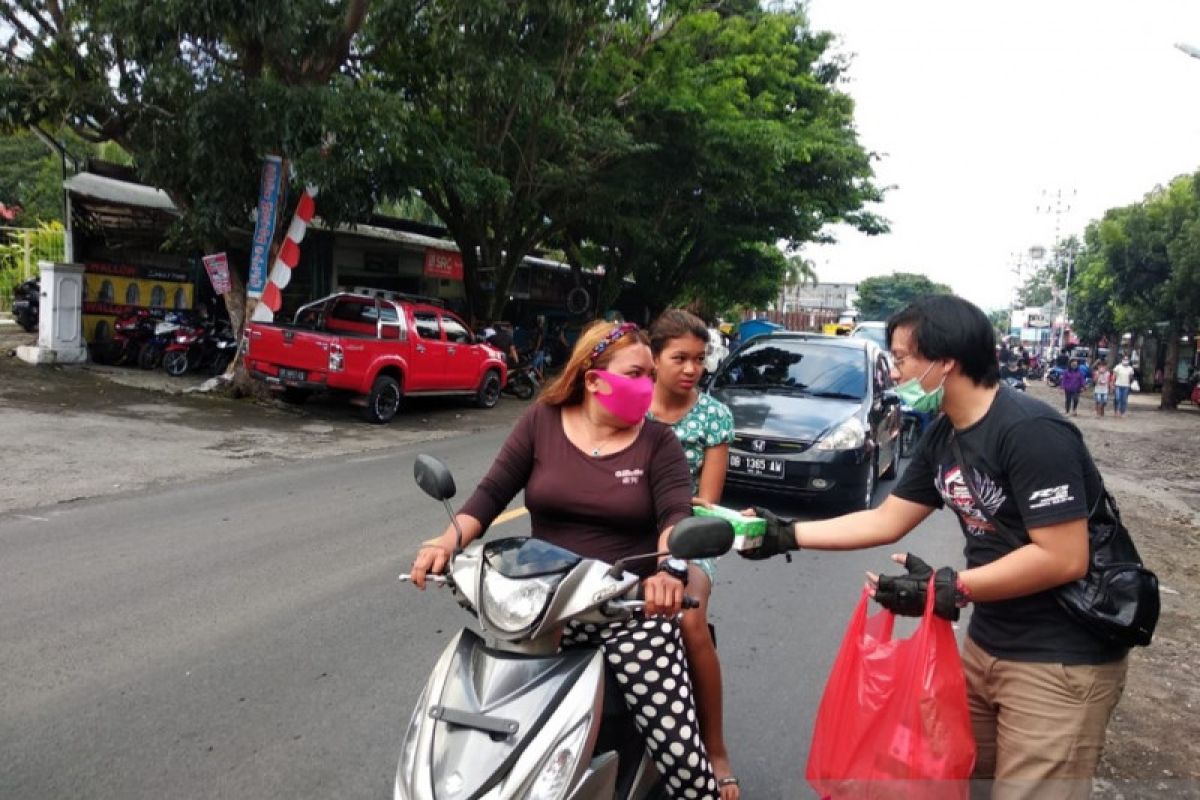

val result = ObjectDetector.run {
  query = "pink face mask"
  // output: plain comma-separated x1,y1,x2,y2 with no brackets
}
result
590,369,654,426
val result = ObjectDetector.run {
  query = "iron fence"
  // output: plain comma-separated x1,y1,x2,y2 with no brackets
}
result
0,225,66,312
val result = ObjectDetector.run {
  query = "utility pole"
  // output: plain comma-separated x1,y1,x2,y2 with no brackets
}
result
1036,188,1077,355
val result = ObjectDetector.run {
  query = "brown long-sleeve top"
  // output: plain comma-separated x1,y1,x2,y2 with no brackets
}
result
459,402,693,577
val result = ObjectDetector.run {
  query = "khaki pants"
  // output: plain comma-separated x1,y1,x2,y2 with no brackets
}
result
963,636,1127,800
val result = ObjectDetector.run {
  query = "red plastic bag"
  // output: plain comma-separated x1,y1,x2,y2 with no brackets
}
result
806,581,976,800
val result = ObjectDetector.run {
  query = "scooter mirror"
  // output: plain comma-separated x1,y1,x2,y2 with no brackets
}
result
667,516,734,560
413,454,456,501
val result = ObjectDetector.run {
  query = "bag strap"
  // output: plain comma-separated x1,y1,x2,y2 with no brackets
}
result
948,432,1105,551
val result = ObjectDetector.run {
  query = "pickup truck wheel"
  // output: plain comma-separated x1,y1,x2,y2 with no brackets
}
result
364,375,402,423
476,370,502,409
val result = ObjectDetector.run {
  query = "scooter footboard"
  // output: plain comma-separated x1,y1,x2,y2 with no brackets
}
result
396,629,606,800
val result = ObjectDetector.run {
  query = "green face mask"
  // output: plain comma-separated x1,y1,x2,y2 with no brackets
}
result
895,362,946,413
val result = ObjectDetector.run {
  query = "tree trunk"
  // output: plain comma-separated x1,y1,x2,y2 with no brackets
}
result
1160,325,1181,410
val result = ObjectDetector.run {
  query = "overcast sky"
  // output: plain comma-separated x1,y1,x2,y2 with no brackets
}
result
800,0,1200,312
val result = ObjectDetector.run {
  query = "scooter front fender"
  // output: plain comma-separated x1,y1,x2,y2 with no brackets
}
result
396,628,606,800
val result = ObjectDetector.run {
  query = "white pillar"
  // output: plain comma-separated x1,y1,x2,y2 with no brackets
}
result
17,261,89,365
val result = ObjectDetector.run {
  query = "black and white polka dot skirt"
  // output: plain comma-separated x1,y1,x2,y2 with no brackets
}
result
565,617,720,799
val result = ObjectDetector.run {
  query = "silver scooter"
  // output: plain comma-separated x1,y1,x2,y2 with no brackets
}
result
396,454,734,800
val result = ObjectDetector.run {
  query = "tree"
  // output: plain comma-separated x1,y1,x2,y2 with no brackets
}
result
556,6,885,319
854,272,951,321
778,255,818,311
1087,174,1200,408
362,0,655,322
1,1,373,340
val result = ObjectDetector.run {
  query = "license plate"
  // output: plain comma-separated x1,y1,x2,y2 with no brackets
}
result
278,368,307,382
728,453,785,479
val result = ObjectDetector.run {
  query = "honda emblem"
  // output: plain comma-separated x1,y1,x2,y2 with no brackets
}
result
751,439,767,453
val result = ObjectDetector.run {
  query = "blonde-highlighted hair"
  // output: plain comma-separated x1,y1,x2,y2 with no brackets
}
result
539,321,651,407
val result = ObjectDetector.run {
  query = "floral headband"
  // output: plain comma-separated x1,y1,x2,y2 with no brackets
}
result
587,322,639,366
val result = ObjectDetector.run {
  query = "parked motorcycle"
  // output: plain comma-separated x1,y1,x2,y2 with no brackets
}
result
94,308,161,366
10,278,39,333
137,311,193,370
1045,366,1063,388
502,360,540,400
396,454,734,800
162,319,237,376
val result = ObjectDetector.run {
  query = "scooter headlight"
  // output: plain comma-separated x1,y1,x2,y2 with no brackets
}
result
480,569,558,635
396,681,431,798
525,715,592,800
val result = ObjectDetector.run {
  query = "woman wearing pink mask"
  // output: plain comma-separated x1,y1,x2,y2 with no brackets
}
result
409,321,721,799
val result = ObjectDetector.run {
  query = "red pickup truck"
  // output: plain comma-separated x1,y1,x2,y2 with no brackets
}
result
245,292,508,423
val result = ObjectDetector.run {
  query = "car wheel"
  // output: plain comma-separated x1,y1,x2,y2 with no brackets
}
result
476,369,502,409
845,452,877,511
880,434,899,481
363,375,402,423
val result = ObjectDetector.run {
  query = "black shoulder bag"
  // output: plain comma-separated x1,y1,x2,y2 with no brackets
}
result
949,436,1159,648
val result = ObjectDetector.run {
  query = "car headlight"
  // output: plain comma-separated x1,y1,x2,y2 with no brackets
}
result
480,568,558,634
816,417,866,451
525,715,592,800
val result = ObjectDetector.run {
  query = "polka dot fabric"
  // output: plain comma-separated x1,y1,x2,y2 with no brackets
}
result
564,617,719,799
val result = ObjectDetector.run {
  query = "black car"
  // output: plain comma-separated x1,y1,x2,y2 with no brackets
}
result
708,332,902,510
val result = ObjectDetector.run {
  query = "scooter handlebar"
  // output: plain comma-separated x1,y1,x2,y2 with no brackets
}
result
606,596,700,612
398,573,449,586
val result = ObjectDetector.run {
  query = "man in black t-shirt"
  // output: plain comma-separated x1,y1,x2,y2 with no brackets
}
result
741,295,1128,798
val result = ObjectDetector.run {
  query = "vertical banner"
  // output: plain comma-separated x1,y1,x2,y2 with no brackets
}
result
247,155,284,298
201,253,232,295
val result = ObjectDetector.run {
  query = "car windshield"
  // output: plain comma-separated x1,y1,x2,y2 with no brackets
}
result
711,341,867,400
852,325,888,351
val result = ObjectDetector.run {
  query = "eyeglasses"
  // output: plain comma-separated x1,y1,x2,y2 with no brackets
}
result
891,353,913,368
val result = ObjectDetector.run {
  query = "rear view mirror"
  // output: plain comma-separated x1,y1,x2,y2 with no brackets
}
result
413,454,456,501
667,516,734,560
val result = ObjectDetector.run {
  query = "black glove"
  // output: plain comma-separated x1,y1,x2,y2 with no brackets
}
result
873,554,961,621
738,507,800,561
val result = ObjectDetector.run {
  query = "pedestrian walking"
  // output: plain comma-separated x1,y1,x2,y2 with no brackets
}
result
741,295,1129,800
1061,358,1086,416
1113,357,1136,417
1092,361,1111,417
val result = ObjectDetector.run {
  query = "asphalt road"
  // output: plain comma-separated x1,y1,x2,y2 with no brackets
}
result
0,427,965,799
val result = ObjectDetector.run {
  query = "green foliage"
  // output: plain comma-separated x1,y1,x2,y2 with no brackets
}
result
558,6,885,317
0,221,65,308
1076,172,1200,406
1,1,373,250
854,272,952,321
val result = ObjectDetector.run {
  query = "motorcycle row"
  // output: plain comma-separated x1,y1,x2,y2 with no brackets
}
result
91,307,237,377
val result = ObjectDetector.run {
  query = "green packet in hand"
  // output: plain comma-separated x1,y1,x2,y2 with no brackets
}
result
693,504,765,551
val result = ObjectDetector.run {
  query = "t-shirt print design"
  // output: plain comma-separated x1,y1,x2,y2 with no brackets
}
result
935,462,1006,536
615,468,644,486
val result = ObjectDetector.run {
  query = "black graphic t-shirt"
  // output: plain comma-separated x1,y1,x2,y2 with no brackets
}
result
893,387,1127,664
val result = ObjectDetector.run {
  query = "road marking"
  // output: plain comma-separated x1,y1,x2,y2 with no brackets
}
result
14,514,49,522
493,507,528,526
